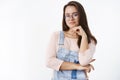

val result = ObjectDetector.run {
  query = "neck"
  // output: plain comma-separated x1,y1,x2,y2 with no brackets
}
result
64,30,78,39
67,29,76,35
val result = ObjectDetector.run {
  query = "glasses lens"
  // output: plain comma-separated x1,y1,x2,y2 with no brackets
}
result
65,12,78,19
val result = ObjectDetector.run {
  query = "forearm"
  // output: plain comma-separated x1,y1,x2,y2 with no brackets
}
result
79,35,88,53
79,40,96,66
59,61,86,71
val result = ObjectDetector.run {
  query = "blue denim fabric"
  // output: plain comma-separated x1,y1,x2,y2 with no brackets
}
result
52,31,87,80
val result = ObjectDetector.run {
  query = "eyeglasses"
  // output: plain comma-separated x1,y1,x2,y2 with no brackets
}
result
65,12,79,20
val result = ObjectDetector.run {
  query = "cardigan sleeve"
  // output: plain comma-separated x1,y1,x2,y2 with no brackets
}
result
46,32,64,71
78,40,96,66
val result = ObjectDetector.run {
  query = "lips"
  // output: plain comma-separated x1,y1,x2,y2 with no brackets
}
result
69,22,75,24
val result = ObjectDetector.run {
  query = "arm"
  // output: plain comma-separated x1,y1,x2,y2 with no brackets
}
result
72,26,96,66
59,34,91,70
79,34,88,53
59,61,88,71
46,32,88,71
78,39,96,66
46,32,64,71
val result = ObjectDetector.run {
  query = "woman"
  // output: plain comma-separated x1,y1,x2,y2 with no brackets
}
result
46,1,97,80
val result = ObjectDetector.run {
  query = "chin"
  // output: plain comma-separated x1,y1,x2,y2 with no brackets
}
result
69,25,77,28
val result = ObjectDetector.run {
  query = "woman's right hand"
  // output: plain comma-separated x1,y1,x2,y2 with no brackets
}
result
77,63,94,71
85,64,94,72
77,58,95,71
76,64,94,79
85,64,94,79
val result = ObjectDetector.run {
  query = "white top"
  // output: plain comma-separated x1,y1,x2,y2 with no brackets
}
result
46,31,96,71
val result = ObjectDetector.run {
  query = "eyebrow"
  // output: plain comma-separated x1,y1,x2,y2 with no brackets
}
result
65,12,78,14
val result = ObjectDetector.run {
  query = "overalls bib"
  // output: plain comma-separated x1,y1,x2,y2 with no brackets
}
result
52,31,87,80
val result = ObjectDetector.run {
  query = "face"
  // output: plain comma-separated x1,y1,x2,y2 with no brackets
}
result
65,6,79,28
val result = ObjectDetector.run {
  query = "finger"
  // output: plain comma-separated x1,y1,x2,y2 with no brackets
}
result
90,64,94,70
78,25,82,28
85,70,89,79
85,67,90,73
88,68,91,73
90,59,96,63
72,26,80,31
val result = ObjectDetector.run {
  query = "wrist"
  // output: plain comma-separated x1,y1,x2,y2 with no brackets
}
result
76,64,85,70
82,33,87,38
76,64,80,69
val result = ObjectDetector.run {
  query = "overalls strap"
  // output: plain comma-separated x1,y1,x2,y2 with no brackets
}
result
58,31,64,45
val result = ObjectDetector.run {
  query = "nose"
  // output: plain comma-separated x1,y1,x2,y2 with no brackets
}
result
70,15,74,19
69,15,74,20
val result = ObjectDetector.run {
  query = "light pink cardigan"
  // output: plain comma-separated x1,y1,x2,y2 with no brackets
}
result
46,31,96,71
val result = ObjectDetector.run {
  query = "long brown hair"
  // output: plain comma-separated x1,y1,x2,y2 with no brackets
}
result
62,1,97,48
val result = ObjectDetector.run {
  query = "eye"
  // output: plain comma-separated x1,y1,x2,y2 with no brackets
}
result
65,14,70,17
73,13,78,17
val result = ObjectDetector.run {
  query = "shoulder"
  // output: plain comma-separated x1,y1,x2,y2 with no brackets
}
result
51,31,61,39
51,31,60,36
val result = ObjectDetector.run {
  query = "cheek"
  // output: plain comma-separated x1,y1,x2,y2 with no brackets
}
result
65,20,69,25
75,19,79,25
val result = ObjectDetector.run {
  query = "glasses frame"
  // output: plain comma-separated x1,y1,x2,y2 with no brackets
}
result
65,12,79,20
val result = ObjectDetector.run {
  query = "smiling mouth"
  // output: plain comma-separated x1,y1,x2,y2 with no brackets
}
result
69,22,75,24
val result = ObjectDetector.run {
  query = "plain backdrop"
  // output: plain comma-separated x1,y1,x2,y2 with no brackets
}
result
0,0,120,80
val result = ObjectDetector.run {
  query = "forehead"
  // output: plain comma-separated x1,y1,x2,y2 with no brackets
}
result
65,6,78,13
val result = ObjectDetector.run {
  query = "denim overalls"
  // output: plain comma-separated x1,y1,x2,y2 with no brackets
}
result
52,31,87,80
